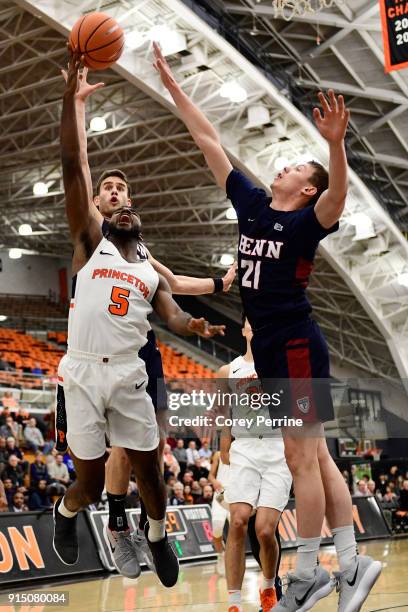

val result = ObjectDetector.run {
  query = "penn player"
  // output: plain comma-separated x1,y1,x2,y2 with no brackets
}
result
219,317,291,612
53,52,225,587
59,58,236,578
153,42,381,611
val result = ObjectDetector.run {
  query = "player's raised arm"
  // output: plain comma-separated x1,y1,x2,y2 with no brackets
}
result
60,51,101,246
153,42,232,191
152,273,226,337
147,250,237,295
313,90,350,228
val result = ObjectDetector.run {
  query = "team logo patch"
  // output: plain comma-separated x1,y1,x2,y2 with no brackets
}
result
274,223,283,231
296,396,310,414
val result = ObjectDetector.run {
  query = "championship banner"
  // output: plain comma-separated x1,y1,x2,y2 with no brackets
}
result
379,0,408,72
0,511,103,585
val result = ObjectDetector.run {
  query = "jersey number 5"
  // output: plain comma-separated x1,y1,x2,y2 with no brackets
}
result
109,286,130,316
241,259,261,290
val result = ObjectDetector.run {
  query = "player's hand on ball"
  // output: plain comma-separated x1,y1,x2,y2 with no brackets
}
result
62,58,104,102
222,262,237,292
187,317,226,338
63,44,84,97
153,41,178,89
313,89,350,144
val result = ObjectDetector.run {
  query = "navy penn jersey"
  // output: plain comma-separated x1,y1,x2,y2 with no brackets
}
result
226,169,339,331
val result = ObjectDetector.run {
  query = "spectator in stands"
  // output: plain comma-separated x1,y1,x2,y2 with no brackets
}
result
125,482,140,509
186,440,200,466
367,480,376,496
5,437,28,473
163,444,180,478
389,465,400,481
31,362,44,376
0,353,12,372
169,482,185,506
2,455,24,487
172,439,187,474
13,407,30,427
0,437,7,475
0,479,7,512
47,453,70,488
30,451,49,486
182,470,194,487
195,484,214,505
165,474,177,499
198,440,212,461
184,485,194,505
354,479,370,497
192,458,209,481
0,415,19,440
63,452,76,481
191,481,202,503
198,477,209,489
1,391,18,409
399,480,408,511
381,486,398,509
28,479,52,511
24,417,52,453
9,491,28,512
377,473,388,496
2,478,15,506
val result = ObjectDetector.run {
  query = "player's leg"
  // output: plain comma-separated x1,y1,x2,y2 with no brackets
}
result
317,437,381,611
125,447,179,587
225,502,253,612
53,453,105,565
211,492,229,575
255,507,281,612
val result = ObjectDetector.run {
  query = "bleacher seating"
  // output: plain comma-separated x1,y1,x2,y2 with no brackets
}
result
0,294,68,319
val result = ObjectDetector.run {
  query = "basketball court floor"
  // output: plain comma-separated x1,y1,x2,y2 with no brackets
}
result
10,539,408,612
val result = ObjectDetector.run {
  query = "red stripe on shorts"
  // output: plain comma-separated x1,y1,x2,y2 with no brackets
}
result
286,342,317,421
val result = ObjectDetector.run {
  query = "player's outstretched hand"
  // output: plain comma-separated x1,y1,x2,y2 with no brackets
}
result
187,317,226,338
222,262,237,292
152,41,178,90
63,43,84,97
313,89,350,144
61,43,105,102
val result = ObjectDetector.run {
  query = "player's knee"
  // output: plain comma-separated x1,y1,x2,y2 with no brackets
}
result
110,447,130,468
230,513,249,535
255,524,276,544
284,445,318,475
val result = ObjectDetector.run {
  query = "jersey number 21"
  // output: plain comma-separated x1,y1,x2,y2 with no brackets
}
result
241,259,260,290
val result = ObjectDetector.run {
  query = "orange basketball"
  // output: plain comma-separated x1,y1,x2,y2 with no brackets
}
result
69,12,124,71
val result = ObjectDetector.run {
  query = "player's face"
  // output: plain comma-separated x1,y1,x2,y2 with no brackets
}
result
95,177,131,217
271,163,317,204
242,317,253,341
108,207,142,237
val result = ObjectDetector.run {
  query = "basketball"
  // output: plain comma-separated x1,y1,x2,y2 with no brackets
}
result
69,12,124,70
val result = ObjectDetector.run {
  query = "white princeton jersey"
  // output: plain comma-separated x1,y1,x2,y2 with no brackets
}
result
68,237,159,356
228,355,281,439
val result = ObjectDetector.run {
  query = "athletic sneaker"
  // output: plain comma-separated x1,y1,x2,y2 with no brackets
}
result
52,497,79,565
333,555,382,612
259,586,277,611
106,527,141,579
272,566,334,611
144,522,179,587
131,529,156,572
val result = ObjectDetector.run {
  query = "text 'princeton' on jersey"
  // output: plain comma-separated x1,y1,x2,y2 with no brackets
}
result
226,169,339,330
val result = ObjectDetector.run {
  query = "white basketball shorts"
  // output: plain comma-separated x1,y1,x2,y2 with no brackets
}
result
58,350,159,460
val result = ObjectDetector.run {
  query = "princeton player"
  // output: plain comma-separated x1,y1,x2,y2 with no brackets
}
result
218,317,291,612
208,449,230,575
53,52,225,587
153,43,381,611
60,59,236,578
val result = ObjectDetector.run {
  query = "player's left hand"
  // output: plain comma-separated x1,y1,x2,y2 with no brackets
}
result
187,317,226,338
313,89,350,144
62,62,104,102
63,43,84,97
222,262,237,292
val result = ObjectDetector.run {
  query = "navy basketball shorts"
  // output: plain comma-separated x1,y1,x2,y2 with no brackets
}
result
139,329,168,440
251,317,334,424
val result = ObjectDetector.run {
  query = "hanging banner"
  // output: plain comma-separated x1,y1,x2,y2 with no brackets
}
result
379,0,408,72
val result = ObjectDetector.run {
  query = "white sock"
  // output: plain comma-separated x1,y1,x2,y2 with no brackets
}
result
228,590,241,605
295,536,321,579
262,576,275,591
58,497,77,519
332,525,357,571
147,516,166,542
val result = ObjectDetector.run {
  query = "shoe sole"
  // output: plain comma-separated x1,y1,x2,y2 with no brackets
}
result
298,580,335,612
52,501,79,566
105,526,141,580
343,561,382,612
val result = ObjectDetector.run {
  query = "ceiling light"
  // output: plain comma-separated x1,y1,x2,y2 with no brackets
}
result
226,207,237,220
18,224,32,236
219,81,248,104
9,248,22,259
397,273,408,288
274,156,289,171
90,116,106,132
149,25,187,56
33,182,48,196
125,30,145,50
0,315,7,322
348,213,376,241
220,253,234,266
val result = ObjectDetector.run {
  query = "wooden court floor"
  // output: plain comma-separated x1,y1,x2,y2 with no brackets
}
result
6,539,408,612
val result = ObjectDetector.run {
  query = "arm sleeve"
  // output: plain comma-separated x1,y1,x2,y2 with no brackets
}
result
226,169,271,219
